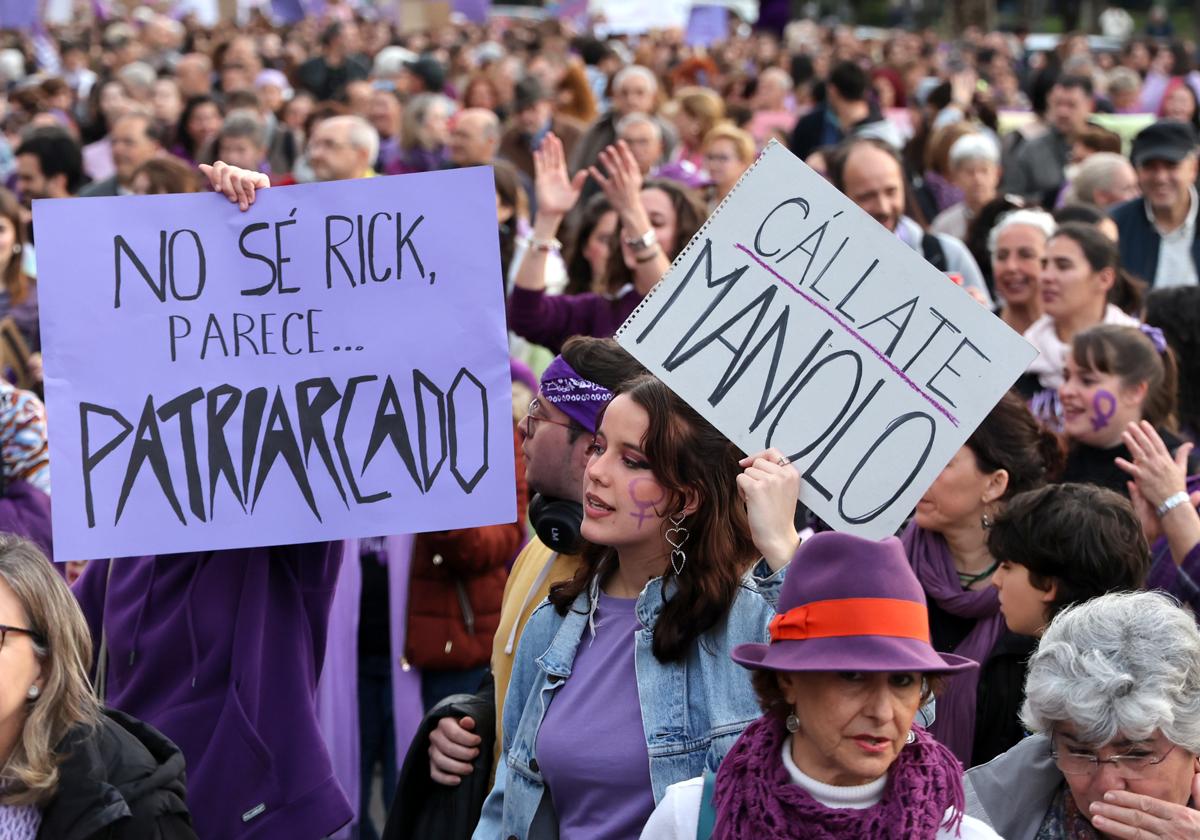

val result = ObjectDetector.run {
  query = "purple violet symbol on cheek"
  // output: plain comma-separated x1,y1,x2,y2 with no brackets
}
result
628,477,666,529
1091,389,1117,431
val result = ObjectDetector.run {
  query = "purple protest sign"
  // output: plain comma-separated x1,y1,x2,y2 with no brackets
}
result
453,0,489,24
685,5,728,48
34,168,516,560
0,0,39,30
271,0,307,24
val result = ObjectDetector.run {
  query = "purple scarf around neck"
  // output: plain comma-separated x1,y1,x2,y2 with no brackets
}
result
711,714,965,840
902,522,1006,766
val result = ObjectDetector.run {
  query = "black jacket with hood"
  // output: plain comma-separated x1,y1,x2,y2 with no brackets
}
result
36,708,196,840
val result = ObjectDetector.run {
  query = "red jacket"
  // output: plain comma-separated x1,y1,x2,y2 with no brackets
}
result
404,426,526,671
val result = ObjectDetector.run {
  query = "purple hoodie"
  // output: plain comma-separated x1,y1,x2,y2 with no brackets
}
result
0,480,52,559
72,542,352,839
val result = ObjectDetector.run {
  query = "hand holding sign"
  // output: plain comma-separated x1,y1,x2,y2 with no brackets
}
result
199,161,271,211
737,447,801,572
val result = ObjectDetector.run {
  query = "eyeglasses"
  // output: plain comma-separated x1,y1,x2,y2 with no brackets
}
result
0,624,40,651
523,398,579,439
1051,734,1178,779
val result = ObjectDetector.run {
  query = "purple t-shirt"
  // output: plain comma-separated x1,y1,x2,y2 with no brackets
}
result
535,592,655,838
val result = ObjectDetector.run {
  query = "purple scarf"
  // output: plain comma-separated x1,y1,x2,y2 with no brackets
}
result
902,522,1005,766
712,715,965,840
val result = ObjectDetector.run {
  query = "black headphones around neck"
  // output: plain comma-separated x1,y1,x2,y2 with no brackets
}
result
528,493,583,554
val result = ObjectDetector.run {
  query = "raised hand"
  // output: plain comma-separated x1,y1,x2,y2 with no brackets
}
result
532,132,587,220
1115,421,1192,510
588,140,646,221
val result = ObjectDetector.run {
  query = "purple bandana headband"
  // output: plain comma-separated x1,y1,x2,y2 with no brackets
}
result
539,356,613,434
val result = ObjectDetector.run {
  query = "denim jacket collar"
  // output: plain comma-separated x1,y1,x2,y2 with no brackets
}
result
535,564,683,678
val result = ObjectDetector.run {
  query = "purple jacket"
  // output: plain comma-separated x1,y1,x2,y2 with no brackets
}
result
507,285,642,354
0,479,52,559
1146,474,1200,613
72,542,352,840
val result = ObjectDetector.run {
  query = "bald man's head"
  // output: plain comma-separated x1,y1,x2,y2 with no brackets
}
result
448,108,500,167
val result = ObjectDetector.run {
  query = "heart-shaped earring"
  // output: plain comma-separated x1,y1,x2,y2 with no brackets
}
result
664,512,689,550
671,549,687,576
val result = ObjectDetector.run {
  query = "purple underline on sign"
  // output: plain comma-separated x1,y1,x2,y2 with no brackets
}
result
733,242,959,427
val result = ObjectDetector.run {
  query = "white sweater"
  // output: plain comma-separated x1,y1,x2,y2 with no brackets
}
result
640,737,1003,840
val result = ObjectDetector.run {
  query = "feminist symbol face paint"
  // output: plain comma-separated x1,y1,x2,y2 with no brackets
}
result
628,477,667,529
1091,389,1117,432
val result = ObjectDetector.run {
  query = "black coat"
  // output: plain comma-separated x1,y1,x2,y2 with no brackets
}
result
383,679,497,840
37,709,196,840
1111,196,1200,287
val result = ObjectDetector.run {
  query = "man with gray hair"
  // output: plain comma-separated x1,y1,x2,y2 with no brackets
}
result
1066,152,1139,209
307,114,379,182
570,64,676,175
615,112,664,176
965,591,1200,837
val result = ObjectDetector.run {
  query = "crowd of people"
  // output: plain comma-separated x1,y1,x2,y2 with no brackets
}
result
0,2,1198,839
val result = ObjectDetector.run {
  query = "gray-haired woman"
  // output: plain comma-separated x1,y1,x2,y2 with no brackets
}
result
965,591,1200,839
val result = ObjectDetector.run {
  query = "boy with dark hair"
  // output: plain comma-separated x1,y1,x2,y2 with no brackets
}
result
989,482,1149,636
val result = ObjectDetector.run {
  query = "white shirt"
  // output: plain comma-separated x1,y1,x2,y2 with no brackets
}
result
1149,186,1200,287
639,736,1002,840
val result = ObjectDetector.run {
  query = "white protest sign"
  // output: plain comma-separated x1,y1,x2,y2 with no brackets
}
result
615,140,1037,539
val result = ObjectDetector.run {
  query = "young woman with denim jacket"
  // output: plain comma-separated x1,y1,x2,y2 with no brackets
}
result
472,374,801,840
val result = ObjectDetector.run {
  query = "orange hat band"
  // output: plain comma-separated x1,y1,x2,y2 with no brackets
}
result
768,597,930,644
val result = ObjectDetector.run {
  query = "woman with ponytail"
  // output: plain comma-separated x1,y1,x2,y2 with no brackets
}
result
1056,322,1200,615
1058,323,1195,493
473,374,802,839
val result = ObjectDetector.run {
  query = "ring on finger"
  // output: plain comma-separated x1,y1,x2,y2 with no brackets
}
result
777,456,791,467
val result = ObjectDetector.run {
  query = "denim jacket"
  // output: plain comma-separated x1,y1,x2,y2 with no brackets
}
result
471,561,784,840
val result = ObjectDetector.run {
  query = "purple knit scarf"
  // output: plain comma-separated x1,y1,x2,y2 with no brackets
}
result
902,522,1005,765
711,715,965,840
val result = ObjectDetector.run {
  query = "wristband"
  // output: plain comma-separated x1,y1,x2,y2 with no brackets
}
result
530,237,562,253
634,245,662,263
1156,491,1190,518
624,229,656,251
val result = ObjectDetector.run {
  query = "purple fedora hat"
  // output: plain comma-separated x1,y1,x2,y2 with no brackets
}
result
732,532,976,675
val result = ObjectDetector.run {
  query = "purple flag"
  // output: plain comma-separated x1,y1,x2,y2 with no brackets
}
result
551,0,588,26
271,0,307,23
685,4,728,48
0,0,38,30
453,0,489,24
33,168,516,560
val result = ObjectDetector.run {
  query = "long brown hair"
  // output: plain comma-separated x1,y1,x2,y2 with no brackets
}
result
601,178,706,296
547,375,758,663
556,60,598,124
0,537,101,805
0,189,29,307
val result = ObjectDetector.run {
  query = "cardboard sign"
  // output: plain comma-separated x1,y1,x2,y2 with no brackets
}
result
396,0,451,33
615,141,1037,539
0,0,38,29
685,5,727,47
35,167,515,560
